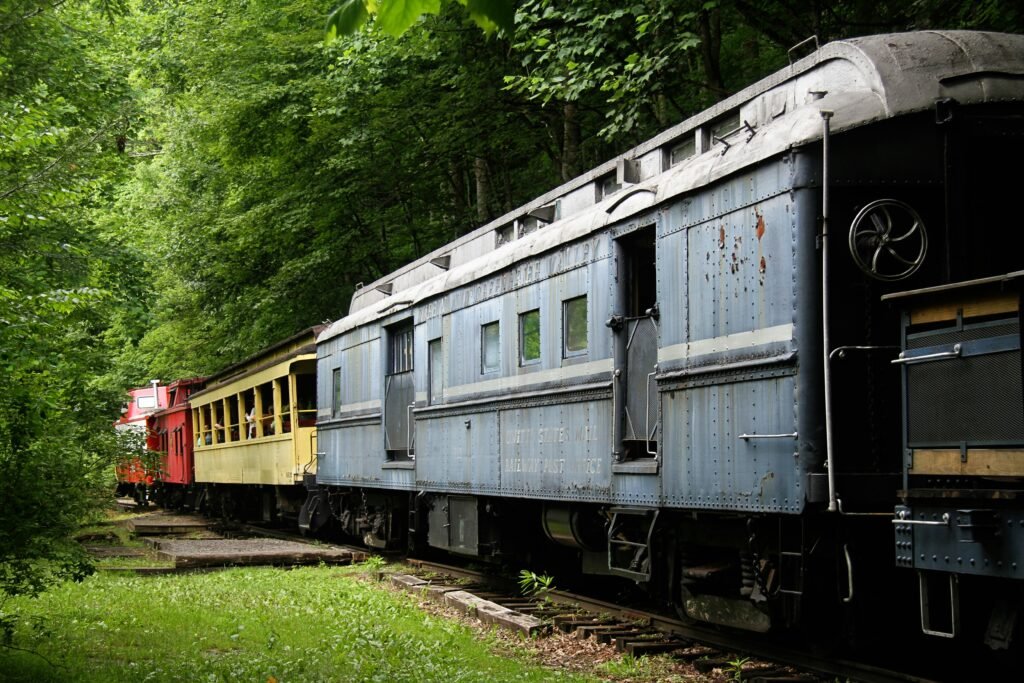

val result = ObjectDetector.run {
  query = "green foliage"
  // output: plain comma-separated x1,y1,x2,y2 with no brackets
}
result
518,569,555,596
110,0,568,377
505,0,788,141
1,567,589,681
1,0,142,608
727,655,750,681
326,0,516,38
504,0,1024,143
359,554,388,572
506,0,704,140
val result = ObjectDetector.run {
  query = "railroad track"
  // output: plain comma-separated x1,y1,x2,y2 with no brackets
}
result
231,524,943,683
401,557,942,683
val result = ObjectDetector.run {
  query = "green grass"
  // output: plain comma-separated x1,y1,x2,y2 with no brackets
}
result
1,566,596,682
72,524,139,547
89,554,175,570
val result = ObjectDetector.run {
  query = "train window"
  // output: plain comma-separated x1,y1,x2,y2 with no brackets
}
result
198,405,212,446
667,136,695,167
710,111,740,140
495,223,514,247
597,173,621,200
279,378,292,434
258,381,274,436
388,321,414,375
332,367,341,416
295,373,316,428
481,321,500,374
428,339,443,405
519,309,540,365
518,216,539,238
563,296,588,358
225,397,239,442
242,391,255,439
212,402,225,444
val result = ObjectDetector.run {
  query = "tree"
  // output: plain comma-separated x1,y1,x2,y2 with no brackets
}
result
504,0,1024,145
1,0,137,624
111,0,572,377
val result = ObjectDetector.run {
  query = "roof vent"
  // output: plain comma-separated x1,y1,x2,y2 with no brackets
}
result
527,203,558,224
616,158,641,185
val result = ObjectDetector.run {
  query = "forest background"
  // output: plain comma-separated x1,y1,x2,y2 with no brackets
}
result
2,0,1022,609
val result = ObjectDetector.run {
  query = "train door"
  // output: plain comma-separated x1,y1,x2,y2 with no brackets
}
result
612,224,659,461
384,320,415,460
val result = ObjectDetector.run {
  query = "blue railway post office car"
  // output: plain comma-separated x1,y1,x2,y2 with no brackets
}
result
308,31,1024,656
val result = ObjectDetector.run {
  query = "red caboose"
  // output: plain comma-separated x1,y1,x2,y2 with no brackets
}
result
114,382,169,504
145,377,206,508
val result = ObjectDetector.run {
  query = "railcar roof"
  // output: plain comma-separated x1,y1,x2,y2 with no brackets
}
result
190,325,324,400
319,30,1024,344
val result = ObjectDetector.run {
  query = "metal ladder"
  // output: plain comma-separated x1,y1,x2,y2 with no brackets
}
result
607,507,659,580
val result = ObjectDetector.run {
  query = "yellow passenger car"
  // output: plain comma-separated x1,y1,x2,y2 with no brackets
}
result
190,327,322,497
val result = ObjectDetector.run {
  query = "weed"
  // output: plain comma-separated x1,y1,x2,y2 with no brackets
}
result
727,655,750,681
518,569,555,597
597,653,654,678
359,555,387,572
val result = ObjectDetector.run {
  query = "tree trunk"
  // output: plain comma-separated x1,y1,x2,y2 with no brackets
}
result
698,7,725,100
448,158,468,221
474,156,491,223
562,102,580,182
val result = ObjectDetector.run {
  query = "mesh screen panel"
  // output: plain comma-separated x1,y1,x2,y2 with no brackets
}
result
907,351,1024,444
908,321,1018,349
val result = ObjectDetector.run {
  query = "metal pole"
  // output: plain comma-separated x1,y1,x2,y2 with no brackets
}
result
820,110,837,512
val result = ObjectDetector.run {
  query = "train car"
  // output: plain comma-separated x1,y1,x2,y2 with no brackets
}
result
308,29,1024,660
144,377,206,509
190,327,322,521
114,382,169,503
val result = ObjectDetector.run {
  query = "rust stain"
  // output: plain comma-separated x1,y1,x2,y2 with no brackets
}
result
759,256,767,274
755,211,765,241
758,471,776,498
718,226,726,249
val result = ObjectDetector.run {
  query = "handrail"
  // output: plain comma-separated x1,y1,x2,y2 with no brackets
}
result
645,366,659,458
891,344,961,365
407,402,416,460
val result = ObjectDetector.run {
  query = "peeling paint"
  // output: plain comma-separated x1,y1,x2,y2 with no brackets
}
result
759,256,767,274
755,210,766,241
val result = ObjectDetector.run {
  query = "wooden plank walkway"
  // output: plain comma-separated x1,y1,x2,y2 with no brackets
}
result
151,538,356,569
124,512,216,536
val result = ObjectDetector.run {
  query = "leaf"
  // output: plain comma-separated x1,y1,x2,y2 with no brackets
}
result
326,0,371,41
462,0,516,35
377,0,441,37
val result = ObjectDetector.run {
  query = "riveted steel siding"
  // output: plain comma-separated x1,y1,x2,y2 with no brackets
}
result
316,422,416,490
656,157,797,357
316,326,415,490
498,399,614,502
658,153,809,514
662,373,800,512
411,234,617,499
449,298,504,388
416,412,501,493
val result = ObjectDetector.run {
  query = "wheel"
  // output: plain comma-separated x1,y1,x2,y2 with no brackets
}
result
848,199,927,281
